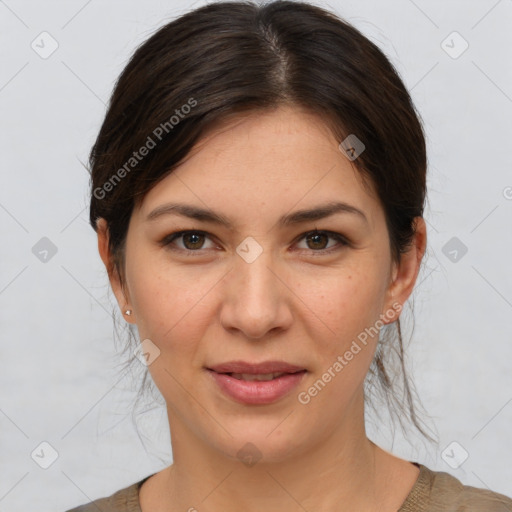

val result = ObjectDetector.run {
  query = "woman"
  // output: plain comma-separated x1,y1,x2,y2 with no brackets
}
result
66,1,512,510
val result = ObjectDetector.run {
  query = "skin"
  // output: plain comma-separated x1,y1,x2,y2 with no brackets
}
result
97,105,427,512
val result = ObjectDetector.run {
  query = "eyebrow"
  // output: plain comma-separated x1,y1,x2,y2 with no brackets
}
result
145,200,369,228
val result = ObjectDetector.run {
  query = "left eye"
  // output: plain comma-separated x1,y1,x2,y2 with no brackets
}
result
295,230,348,252
160,229,348,254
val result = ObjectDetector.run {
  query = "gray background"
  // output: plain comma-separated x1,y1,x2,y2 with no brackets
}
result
1,0,511,510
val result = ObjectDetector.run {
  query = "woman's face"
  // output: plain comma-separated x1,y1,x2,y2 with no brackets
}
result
100,105,424,463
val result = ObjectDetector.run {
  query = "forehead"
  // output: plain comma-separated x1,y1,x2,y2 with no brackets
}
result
137,106,381,231
190,106,344,165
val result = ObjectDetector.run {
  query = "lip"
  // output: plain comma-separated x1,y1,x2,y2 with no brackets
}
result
207,360,306,374
206,360,307,405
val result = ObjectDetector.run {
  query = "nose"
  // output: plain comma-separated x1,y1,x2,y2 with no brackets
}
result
219,243,293,340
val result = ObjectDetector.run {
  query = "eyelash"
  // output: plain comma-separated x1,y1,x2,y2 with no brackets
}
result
159,229,349,257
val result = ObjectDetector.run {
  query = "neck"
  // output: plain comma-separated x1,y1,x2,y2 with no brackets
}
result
156,394,393,512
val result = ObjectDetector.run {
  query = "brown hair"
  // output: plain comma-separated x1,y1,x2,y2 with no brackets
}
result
89,0,437,445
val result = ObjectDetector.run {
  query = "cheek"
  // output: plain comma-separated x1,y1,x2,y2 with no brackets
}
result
125,261,215,405
315,269,385,333
295,276,383,419
305,268,386,384
125,245,227,366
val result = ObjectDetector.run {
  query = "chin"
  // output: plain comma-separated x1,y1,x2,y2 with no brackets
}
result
205,419,312,467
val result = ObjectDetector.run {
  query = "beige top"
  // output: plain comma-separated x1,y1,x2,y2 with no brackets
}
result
65,462,512,511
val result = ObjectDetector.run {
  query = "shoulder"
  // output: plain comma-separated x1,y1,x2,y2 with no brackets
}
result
64,475,152,512
413,464,512,512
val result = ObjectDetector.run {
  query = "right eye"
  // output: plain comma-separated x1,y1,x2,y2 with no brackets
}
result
160,230,218,254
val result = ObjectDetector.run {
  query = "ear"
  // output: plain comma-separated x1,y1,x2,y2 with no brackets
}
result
96,218,135,323
381,216,427,324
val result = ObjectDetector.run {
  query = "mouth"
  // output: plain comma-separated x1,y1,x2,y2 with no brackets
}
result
206,360,307,375
205,362,308,405
210,370,306,381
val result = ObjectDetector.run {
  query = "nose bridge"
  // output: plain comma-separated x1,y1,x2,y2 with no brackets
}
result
236,235,280,304
221,235,291,338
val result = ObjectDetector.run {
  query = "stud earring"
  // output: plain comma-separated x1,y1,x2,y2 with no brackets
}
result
124,309,132,316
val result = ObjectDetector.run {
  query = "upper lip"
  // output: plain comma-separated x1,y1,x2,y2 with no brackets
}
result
207,360,306,374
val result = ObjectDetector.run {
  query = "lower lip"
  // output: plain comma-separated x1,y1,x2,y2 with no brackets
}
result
207,369,307,405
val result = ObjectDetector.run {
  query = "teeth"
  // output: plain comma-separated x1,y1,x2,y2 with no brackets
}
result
230,372,284,381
